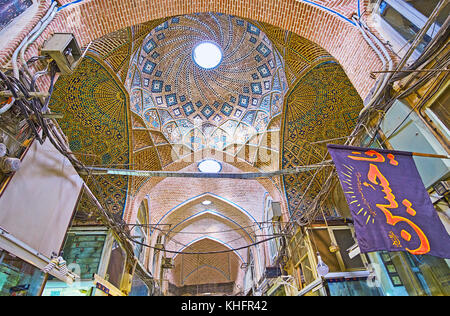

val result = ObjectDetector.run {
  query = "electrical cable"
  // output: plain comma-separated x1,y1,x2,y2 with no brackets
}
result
125,234,282,255
131,221,276,235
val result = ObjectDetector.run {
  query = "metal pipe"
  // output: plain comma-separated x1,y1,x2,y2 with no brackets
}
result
371,68,449,74
0,91,50,98
79,163,333,179
12,1,58,79
19,3,58,77
352,15,393,117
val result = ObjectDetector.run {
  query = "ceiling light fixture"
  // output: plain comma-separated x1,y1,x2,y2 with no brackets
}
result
202,200,212,205
193,41,222,69
316,252,329,277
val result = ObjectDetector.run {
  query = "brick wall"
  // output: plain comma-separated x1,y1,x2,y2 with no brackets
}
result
1,0,384,99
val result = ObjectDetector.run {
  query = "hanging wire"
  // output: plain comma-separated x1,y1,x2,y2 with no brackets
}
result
145,221,274,235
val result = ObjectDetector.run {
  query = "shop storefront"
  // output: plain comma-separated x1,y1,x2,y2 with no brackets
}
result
367,251,450,296
0,248,46,296
42,228,110,296
41,227,132,296
325,273,383,296
129,274,150,296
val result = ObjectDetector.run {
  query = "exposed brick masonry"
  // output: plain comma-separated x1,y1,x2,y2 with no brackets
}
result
1,0,386,100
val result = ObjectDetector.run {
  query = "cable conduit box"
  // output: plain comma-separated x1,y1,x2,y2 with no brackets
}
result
41,33,81,74
271,201,282,221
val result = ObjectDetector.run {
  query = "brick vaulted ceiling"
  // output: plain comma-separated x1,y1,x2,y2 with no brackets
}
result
49,12,363,290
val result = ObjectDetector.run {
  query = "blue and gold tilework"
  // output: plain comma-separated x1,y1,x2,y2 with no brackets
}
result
51,14,366,221
49,56,131,218
126,12,288,152
281,62,363,216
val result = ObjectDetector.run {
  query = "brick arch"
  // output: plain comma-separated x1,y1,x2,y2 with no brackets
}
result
183,264,231,285
124,149,288,225
155,194,259,231
4,0,381,102
170,237,243,288
163,206,258,243
149,192,262,242
146,191,268,281
172,235,246,263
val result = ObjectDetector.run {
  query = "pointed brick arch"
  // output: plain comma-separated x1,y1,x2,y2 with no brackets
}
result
169,237,243,290
124,149,288,224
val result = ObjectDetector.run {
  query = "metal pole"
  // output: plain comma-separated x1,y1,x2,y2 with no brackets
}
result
371,69,450,74
37,273,49,296
78,163,332,179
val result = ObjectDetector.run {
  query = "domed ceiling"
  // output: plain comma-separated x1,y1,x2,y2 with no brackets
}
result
50,13,363,225
48,12,365,293
126,13,288,152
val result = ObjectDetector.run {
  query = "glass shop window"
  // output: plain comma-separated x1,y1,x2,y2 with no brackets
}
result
360,133,385,149
405,0,450,26
290,231,316,289
243,268,253,294
423,85,450,139
133,226,145,261
105,240,126,289
269,284,287,296
60,233,107,280
312,229,341,273
133,201,149,263
0,249,45,296
129,275,149,296
376,0,448,58
311,227,366,272
152,248,159,277
408,254,450,295
332,228,365,270
265,199,279,264
327,277,383,296
378,1,431,54
297,254,315,286
369,251,450,296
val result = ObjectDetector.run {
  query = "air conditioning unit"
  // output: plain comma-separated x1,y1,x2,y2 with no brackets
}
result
271,201,282,221
41,33,82,74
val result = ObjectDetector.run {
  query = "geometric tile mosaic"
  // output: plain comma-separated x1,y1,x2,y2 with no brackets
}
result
281,62,363,216
49,56,130,218
126,12,288,151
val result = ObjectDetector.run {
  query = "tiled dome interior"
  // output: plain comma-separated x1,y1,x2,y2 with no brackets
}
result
126,13,288,151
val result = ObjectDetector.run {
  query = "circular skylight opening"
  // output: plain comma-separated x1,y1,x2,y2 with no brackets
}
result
202,200,212,206
198,159,222,173
193,42,222,69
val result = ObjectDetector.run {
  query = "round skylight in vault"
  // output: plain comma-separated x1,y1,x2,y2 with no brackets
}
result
198,159,222,173
193,42,223,69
